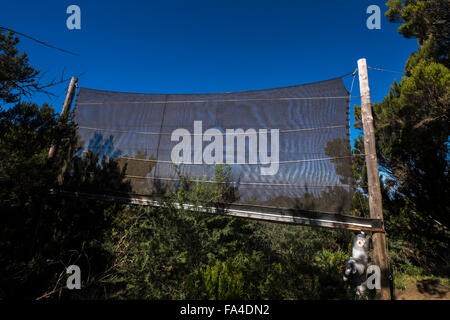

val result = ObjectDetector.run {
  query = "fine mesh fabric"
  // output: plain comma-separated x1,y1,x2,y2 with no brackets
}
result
74,77,354,213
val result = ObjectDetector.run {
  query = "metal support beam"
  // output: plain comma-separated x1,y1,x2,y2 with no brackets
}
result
54,190,384,232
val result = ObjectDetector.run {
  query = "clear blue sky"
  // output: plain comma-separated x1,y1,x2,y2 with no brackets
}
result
1,0,418,145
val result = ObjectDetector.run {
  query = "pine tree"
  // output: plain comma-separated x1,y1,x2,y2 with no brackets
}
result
0,31,40,104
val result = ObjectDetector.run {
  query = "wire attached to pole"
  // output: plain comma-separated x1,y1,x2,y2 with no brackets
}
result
367,66,404,75
0,26,79,56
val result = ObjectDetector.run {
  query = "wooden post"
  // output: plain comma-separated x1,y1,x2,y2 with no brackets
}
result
357,58,391,300
48,77,78,159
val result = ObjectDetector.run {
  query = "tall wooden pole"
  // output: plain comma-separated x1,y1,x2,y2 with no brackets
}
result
357,58,391,300
48,77,78,159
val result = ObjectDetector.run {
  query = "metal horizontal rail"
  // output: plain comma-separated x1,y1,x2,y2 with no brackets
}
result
54,190,384,232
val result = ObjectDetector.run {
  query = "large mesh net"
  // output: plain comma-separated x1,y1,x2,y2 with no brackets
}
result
74,77,354,213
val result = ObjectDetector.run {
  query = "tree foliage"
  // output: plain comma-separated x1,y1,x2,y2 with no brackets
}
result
0,31,40,104
0,32,131,298
0,101,131,299
385,0,449,67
